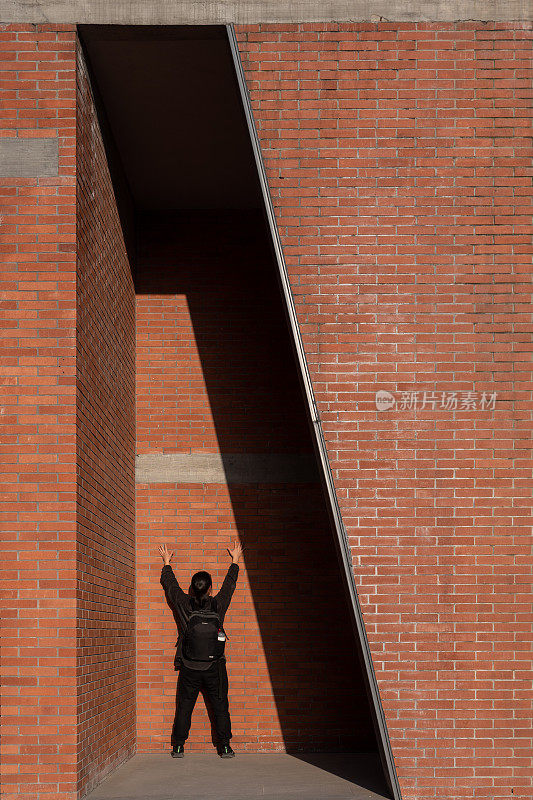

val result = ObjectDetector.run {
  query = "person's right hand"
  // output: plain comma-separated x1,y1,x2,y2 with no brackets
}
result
158,543,173,566
227,540,243,564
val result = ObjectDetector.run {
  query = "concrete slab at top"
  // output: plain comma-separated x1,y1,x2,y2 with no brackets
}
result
0,0,532,23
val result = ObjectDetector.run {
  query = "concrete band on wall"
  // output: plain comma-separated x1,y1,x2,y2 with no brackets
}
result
0,137,58,177
136,452,320,484
0,0,531,22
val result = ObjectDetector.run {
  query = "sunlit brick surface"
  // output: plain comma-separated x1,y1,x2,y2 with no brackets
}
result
0,23,78,800
235,21,533,800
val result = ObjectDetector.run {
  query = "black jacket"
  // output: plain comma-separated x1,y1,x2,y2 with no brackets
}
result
160,562,239,671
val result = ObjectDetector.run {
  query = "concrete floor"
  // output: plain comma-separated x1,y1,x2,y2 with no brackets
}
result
84,752,392,800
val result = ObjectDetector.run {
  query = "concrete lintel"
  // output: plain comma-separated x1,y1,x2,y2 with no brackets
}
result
135,452,320,484
1,1,532,24
0,137,58,177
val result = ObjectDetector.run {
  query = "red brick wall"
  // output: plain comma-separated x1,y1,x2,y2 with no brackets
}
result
135,211,376,752
0,24,78,800
235,21,533,800
2,18,530,800
75,36,136,796
0,25,136,800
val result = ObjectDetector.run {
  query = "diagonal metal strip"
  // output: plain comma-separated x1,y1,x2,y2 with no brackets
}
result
227,23,403,800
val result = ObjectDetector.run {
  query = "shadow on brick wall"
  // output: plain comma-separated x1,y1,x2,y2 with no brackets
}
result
135,210,381,760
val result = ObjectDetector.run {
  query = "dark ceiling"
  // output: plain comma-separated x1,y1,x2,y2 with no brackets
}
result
79,25,262,211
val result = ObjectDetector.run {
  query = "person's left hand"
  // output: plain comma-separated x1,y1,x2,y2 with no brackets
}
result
158,543,173,566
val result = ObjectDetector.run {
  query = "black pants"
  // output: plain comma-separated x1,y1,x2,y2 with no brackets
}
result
171,660,232,747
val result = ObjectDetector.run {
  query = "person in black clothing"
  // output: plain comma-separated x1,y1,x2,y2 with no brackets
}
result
158,540,243,759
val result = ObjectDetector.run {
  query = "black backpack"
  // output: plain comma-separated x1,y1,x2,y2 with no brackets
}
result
182,597,227,662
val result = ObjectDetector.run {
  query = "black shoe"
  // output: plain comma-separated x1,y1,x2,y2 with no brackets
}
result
217,743,235,758
171,744,185,758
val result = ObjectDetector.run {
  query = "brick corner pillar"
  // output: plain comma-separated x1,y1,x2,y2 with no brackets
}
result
0,24,136,800
0,22,79,800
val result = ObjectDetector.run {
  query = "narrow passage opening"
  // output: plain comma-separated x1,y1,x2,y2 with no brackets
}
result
78,23,392,797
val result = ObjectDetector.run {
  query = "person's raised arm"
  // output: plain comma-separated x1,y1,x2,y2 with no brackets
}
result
158,543,189,607
214,540,243,616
